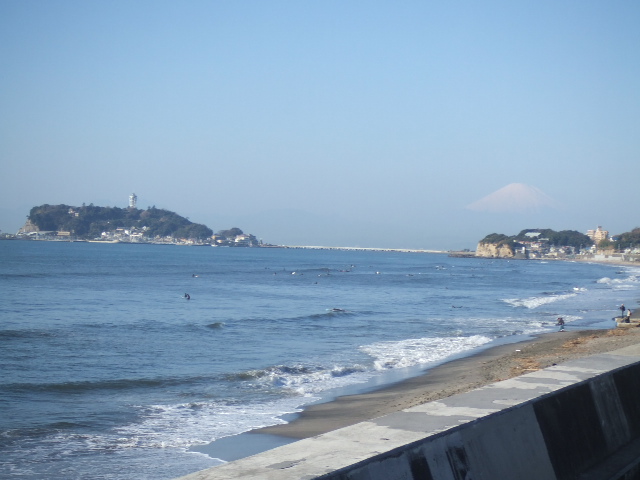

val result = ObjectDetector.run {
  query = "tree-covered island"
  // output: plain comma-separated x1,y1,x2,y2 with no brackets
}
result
17,204,261,246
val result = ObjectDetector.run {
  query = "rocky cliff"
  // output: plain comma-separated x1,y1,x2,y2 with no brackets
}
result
17,219,40,234
475,242,516,258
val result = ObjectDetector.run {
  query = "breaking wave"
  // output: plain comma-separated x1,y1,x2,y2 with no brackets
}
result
503,292,577,309
361,335,492,370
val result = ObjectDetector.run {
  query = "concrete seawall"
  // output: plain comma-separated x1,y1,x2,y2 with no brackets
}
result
177,344,640,480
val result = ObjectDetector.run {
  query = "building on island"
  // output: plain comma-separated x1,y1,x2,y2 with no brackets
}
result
129,193,137,209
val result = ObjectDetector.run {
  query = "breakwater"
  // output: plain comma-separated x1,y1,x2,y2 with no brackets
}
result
177,343,640,480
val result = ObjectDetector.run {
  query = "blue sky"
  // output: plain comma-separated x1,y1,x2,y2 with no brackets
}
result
1,1,638,249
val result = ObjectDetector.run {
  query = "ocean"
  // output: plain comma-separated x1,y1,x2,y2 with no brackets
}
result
1,240,638,479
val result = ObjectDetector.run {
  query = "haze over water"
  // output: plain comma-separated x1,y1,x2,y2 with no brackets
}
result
2,2,639,248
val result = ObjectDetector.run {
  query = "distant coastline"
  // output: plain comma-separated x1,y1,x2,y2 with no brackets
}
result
3,236,639,266
280,245,449,254
0,237,454,254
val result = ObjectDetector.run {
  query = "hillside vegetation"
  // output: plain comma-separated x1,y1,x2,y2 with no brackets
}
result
480,229,594,250
27,204,213,240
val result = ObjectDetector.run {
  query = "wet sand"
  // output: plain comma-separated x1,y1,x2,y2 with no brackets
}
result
194,257,640,461
255,256,640,440
255,326,640,439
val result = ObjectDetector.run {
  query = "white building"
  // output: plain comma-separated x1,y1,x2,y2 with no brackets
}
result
586,226,608,243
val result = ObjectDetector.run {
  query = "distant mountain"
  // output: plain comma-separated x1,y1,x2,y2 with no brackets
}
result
466,183,560,213
22,204,213,240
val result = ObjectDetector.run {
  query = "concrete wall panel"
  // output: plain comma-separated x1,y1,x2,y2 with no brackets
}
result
534,383,607,480
590,374,631,451
460,405,556,480
613,364,640,438
417,431,466,480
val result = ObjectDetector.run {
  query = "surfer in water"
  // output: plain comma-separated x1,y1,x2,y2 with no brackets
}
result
184,293,190,300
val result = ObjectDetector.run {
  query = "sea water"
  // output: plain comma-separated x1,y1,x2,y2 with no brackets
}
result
1,241,638,479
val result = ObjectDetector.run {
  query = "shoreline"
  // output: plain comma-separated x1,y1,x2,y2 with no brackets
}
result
194,324,640,462
253,327,640,440
5,238,640,266
192,258,640,462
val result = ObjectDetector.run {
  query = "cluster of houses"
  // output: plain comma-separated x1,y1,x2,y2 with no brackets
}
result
210,233,260,247
98,227,154,243
15,224,262,247
521,243,578,260
514,226,639,262
93,230,260,246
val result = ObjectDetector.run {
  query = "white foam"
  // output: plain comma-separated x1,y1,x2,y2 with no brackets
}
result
361,335,492,371
112,398,306,450
259,363,372,395
598,273,640,288
503,292,577,309
104,365,379,452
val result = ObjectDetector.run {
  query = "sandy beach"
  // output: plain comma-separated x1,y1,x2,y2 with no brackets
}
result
186,256,640,466
254,257,640,440
256,324,640,440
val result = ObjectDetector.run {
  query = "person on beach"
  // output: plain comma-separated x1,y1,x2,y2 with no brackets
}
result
556,317,565,331
620,304,626,318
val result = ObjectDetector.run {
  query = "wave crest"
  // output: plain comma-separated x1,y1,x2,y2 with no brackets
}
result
361,335,492,371
503,292,577,309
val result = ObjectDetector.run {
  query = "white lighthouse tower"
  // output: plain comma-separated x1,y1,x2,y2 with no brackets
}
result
129,193,137,209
